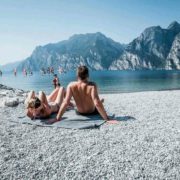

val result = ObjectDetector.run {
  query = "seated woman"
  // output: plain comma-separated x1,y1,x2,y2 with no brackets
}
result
25,87,65,120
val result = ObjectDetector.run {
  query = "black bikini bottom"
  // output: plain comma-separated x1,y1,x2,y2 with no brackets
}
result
76,108,99,116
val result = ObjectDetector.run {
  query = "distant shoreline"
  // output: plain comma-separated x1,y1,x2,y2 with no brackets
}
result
1,69,180,73
1,83,180,95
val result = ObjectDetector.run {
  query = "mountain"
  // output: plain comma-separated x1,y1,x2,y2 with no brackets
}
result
166,32,180,69
110,21,180,70
0,61,22,72
17,32,124,71
2,21,180,71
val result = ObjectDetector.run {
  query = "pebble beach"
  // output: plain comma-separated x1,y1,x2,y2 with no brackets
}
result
0,84,180,179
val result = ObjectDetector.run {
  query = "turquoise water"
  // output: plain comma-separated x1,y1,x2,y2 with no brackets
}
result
1,70,180,94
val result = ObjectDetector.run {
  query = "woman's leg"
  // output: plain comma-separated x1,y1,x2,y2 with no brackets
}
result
55,87,65,106
47,87,60,102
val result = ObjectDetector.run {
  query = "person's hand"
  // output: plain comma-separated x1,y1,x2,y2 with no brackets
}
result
106,120,119,124
48,118,59,124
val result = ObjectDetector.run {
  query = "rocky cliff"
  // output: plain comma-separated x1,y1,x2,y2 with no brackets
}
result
17,32,124,71
110,21,180,70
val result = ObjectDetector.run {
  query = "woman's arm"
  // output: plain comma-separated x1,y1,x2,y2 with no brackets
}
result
26,109,34,119
24,90,35,108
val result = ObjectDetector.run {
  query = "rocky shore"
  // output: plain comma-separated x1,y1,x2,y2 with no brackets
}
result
0,84,27,108
0,84,180,179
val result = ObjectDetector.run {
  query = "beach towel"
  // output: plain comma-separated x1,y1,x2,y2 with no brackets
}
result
13,109,112,129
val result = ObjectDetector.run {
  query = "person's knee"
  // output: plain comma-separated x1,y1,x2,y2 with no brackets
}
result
55,86,60,90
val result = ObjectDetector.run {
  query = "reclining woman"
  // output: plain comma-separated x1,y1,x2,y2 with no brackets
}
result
25,87,65,120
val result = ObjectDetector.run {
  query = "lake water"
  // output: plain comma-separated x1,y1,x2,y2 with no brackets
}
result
1,70,180,94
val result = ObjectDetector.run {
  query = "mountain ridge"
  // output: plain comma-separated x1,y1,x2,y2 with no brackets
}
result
1,21,180,72
110,21,180,70
17,32,124,71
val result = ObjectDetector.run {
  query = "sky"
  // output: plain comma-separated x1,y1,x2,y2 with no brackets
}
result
0,0,180,65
